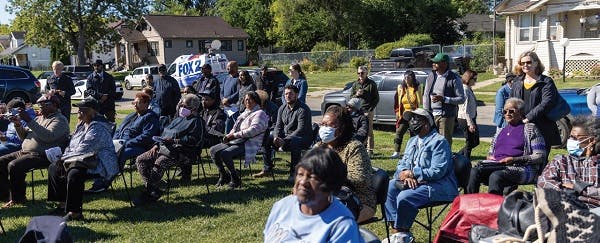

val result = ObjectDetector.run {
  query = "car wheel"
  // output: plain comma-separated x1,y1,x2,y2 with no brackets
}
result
5,92,29,103
124,80,132,90
554,118,571,149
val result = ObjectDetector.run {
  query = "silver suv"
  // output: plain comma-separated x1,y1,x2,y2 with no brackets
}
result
320,70,429,126
124,65,159,90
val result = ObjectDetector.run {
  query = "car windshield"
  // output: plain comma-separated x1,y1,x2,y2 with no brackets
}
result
38,72,53,79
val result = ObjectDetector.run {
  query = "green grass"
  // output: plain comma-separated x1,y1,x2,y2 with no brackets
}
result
305,67,357,91
0,125,571,242
477,72,498,82
474,77,600,93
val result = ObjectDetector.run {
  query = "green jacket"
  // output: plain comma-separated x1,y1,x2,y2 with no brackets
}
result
350,78,379,112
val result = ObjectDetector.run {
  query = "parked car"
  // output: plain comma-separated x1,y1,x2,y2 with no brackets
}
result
555,87,593,147
320,70,429,126
0,65,41,103
124,65,159,90
71,79,124,100
37,71,78,93
63,65,94,73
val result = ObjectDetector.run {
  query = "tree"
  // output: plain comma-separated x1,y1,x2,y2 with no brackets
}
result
8,0,147,65
152,0,213,16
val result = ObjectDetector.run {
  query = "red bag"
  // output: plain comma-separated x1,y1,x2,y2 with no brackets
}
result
434,193,504,243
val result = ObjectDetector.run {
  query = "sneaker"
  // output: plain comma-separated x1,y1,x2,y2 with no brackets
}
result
382,232,414,243
84,185,107,194
390,152,402,159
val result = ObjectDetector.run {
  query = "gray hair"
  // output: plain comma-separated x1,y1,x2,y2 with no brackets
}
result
571,116,600,154
183,94,201,111
52,61,64,68
504,98,525,115
358,66,368,73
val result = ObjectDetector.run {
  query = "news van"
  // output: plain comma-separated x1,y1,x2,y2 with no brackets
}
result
167,53,229,88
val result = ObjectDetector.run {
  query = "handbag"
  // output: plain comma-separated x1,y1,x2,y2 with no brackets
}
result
545,94,570,121
497,191,535,238
334,186,362,220
62,152,98,171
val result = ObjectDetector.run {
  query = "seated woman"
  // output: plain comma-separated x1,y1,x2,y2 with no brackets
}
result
316,105,375,223
209,91,268,189
345,98,369,144
0,98,36,156
47,97,117,220
538,116,600,207
467,98,547,195
133,94,204,205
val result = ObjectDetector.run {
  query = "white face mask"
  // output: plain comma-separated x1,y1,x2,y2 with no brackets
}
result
319,126,337,143
178,107,192,118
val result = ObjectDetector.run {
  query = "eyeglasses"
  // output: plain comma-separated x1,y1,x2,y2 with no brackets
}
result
520,61,533,65
502,109,516,115
357,72,365,75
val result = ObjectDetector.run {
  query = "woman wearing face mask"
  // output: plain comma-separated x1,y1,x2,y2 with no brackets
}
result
391,70,421,159
466,98,547,195
132,94,204,206
538,116,600,207
209,91,268,189
315,105,375,223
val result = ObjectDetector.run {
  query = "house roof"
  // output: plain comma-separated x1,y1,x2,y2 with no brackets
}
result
495,0,541,15
11,31,25,40
142,15,249,39
0,44,26,56
0,35,10,49
117,26,147,42
460,14,506,32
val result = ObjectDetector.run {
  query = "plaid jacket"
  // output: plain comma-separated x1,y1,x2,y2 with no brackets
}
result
538,154,600,206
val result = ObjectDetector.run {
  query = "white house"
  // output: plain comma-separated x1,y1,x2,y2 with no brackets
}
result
496,0,600,74
0,31,51,69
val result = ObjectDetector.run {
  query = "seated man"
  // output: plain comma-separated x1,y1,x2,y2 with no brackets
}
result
0,94,70,207
133,94,204,206
263,146,362,242
199,91,226,148
0,98,36,156
346,98,368,144
466,98,546,195
254,85,312,180
87,92,160,193
384,108,458,242
538,116,600,207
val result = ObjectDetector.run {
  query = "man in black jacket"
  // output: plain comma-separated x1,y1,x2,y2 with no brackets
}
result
192,64,220,101
86,60,116,122
153,64,181,118
253,85,312,180
199,92,226,148
45,61,76,122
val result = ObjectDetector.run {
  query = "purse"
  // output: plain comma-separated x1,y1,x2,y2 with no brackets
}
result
62,152,98,171
497,191,535,238
545,94,570,121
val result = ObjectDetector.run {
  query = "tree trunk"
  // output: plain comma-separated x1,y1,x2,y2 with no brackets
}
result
77,31,86,65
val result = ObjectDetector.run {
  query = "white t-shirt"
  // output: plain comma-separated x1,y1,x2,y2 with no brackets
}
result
263,195,363,243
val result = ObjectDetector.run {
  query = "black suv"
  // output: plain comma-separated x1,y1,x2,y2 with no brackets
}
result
0,65,41,103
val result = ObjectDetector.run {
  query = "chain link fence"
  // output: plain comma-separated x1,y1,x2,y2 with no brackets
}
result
259,50,375,66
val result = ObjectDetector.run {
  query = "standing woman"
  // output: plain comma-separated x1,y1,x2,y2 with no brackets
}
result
457,70,479,160
236,70,257,113
391,70,421,159
282,63,308,104
494,73,517,131
511,51,561,148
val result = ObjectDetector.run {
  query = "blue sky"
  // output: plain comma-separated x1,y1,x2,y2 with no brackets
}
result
0,0,15,25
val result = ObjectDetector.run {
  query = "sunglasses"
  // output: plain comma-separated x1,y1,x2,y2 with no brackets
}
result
520,61,533,65
502,109,516,115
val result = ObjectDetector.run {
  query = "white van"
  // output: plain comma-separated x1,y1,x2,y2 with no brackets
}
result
167,53,228,88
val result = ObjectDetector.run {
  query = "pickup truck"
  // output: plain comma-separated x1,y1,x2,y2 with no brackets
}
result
369,47,468,74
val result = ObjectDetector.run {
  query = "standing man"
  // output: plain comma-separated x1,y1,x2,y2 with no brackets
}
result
221,61,239,133
254,85,312,181
257,66,278,105
86,60,116,122
350,66,379,157
45,61,76,122
423,53,465,146
192,64,220,100
153,64,181,118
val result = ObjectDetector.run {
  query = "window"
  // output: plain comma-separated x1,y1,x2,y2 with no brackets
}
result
186,40,193,48
133,69,143,75
222,40,232,51
198,40,206,53
549,15,559,40
149,41,159,56
164,40,172,48
518,13,540,42
237,40,245,51
583,15,600,38
381,78,401,91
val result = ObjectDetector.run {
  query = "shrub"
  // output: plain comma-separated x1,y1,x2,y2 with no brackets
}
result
311,41,346,52
350,56,368,69
323,54,340,71
374,34,432,59
590,64,600,77
572,70,586,77
548,67,562,80
470,44,493,72
300,58,319,72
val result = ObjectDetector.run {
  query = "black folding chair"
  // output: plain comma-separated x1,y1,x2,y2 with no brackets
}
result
358,167,390,241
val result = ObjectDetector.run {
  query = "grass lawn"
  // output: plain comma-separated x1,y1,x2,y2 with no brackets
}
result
0,118,569,242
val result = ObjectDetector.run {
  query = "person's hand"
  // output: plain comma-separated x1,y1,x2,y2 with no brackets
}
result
0,132,6,142
18,108,31,122
149,145,159,157
431,95,444,103
563,183,574,189
404,178,418,189
100,94,108,103
499,157,514,164
356,89,364,97
522,118,529,124
223,134,235,143
486,155,495,160
57,90,65,97
468,124,476,133
222,98,229,106
399,170,413,181
273,137,284,148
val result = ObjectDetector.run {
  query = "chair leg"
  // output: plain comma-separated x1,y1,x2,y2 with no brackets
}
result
199,159,210,194
380,203,390,240
30,170,35,203
117,172,133,207
0,216,5,235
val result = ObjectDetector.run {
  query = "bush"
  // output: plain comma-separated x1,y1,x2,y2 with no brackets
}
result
590,64,600,77
311,41,346,52
300,58,319,72
374,34,432,59
470,44,493,72
323,54,340,71
548,67,561,80
350,57,368,69
571,70,587,77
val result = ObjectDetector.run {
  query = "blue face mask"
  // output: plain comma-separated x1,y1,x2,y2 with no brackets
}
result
567,138,586,157
319,126,337,143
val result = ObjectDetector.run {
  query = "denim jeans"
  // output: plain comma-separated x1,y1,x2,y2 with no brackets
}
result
384,179,432,229
0,143,21,157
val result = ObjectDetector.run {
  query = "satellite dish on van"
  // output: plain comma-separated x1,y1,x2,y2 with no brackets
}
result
211,40,222,50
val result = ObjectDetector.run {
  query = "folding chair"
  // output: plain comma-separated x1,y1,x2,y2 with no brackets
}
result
28,168,45,203
358,167,391,241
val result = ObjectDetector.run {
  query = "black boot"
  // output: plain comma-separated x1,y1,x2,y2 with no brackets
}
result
228,170,241,189
215,169,231,186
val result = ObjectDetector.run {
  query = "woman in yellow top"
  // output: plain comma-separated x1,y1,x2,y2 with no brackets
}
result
391,70,422,159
